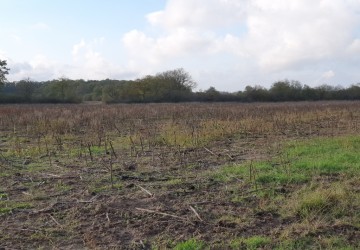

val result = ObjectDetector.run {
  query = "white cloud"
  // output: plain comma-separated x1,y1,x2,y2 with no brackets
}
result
72,39,86,57
0,51,9,60
244,0,357,71
5,0,360,90
119,0,360,90
123,1,247,74
322,70,335,79
147,0,248,30
6,55,60,81
6,38,134,81
348,39,360,54
69,38,125,79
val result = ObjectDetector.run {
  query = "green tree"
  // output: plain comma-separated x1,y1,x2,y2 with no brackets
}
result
42,78,80,103
156,68,197,92
102,84,120,103
16,78,37,102
244,85,269,102
203,86,221,101
270,80,292,101
270,80,303,101
346,84,360,100
0,59,10,87
315,84,337,100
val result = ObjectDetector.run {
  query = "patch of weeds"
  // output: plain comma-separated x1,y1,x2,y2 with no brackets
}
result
256,172,308,185
275,236,354,250
212,164,246,182
0,207,12,215
230,238,243,249
12,202,33,209
319,236,354,249
0,192,8,200
89,145,105,155
244,236,271,249
164,178,183,186
282,182,356,221
53,180,72,191
30,231,52,242
90,182,123,194
21,162,49,173
173,239,205,250
0,172,11,177
275,237,313,250
231,236,271,250
185,163,201,170
111,136,133,150
32,194,52,201
0,201,33,215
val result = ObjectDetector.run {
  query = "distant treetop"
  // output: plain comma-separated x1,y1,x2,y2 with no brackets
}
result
0,59,10,84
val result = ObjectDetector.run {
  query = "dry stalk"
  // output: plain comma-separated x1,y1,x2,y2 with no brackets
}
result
87,143,93,161
136,184,153,197
109,140,117,158
189,205,203,221
49,214,63,228
109,160,114,189
204,147,216,156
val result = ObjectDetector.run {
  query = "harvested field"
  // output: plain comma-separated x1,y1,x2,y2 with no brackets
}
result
0,101,359,249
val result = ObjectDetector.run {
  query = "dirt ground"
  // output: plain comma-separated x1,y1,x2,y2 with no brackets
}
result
0,102,359,249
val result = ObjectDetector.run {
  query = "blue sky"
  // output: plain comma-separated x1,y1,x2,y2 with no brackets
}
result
1,1,165,62
1,0,360,91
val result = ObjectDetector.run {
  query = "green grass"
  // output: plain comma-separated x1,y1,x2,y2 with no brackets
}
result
0,201,33,215
0,192,8,200
212,135,360,249
0,207,12,215
212,135,360,187
174,239,204,250
212,163,247,182
231,236,271,249
281,181,359,221
275,236,357,250
89,182,123,194
284,136,360,175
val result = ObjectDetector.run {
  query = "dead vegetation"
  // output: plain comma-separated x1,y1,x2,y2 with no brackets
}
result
0,101,359,249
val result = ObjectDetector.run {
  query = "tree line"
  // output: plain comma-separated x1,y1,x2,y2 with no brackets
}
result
1,60,360,103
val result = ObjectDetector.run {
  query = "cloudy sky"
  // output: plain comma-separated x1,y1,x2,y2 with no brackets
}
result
1,0,360,91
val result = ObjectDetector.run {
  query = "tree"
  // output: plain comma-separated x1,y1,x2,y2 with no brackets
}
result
269,80,303,101
16,78,38,102
244,85,269,102
0,59,10,86
270,80,292,101
204,87,221,101
156,68,197,92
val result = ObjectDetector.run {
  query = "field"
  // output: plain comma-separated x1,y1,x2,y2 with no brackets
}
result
0,101,359,249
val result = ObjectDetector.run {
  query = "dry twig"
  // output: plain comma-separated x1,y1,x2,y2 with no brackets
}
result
204,147,216,156
49,214,62,228
189,205,203,221
136,184,153,197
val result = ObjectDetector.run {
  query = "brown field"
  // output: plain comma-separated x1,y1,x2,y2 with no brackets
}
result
0,101,359,249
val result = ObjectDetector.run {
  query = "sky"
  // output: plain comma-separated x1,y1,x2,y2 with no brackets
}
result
1,0,360,91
